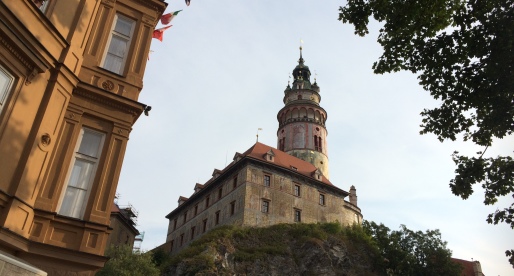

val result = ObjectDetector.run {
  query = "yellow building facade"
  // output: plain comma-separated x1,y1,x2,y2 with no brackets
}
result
0,0,166,274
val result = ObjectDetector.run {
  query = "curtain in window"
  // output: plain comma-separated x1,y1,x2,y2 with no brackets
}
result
59,129,104,218
103,15,134,74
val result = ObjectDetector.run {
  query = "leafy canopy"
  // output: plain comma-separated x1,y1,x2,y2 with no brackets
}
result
339,0,514,266
96,245,160,276
363,221,462,275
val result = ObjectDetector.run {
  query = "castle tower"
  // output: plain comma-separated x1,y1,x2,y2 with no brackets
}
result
277,47,330,178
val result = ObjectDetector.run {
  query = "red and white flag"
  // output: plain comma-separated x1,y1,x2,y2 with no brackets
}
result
152,25,172,42
160,10,182,25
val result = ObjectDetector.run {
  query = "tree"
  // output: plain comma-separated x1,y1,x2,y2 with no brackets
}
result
96,245,160,276
339,0,514,267
363,221,462,275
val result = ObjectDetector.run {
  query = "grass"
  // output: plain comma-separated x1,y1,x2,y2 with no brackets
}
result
161,222,381,275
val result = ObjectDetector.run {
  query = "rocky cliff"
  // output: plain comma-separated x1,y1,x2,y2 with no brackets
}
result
159,223,383,276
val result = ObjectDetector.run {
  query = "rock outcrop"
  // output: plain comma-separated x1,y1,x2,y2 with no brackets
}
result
161,224,382,276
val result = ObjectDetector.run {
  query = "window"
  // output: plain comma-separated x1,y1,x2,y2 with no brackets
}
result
59,128,105,218
279,137,285,151
173,219,177,231
170,240,174,250
202,219,208,233
314,135,319,151
215,211,220,225
194,205,198,216
218,188,223,199
102,14,135,74
264,175,271,187
318,136,322,151
262,200,270,213
205,195,210,208
190,226,195,240
319,194,325,205
183,211,187,223
233,177,238,190
0,65,15,114
230,201,236,216
294,209,302,222
294,184,301,197
36,0,49,12
180,233,184,246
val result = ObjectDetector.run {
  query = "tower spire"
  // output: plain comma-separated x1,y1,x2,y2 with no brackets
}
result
298,46,304,65
277,48,330,178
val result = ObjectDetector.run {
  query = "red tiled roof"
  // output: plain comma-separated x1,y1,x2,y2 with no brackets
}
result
171,142,337,215
111,202,121,213
242,142,333,185
451,258,477,276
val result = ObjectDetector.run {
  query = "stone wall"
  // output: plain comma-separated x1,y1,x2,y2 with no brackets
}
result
0,252,46,276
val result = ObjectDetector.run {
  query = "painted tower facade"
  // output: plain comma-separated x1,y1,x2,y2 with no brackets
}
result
277,47,329,178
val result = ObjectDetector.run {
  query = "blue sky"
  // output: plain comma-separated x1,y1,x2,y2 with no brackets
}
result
116,1,513,274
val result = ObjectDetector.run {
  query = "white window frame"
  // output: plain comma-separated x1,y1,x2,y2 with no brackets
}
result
58,127,105,219
0,65,15,114
39,0,50,12
101,13,135,75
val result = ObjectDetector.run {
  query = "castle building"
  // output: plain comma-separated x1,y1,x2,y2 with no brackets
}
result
0,0,166,274
162,48,362,255
106,203,140,250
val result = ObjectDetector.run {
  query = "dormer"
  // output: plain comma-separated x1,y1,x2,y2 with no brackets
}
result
194,183,204,194
212,169,222,179
233,152,244,162
263,149,275,162
178,196,188,206
312,168,323,181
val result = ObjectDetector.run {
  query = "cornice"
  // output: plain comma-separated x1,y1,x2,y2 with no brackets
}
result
133,0,167,12
0,35,43,85
73,84,143,118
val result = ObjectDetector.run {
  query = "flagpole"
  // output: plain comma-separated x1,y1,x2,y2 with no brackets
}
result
256,128,262,142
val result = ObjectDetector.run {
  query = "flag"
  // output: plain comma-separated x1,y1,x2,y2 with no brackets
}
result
152,25,172,42
185,0,191,6
160,10,182,25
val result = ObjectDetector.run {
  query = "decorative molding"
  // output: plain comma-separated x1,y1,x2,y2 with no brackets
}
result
101,80,114,91
73,87,140,117
132,0,165,12
102,0,116,7
0,36,43,84
41,133,51,147
25,68,39,85
142,14,154,25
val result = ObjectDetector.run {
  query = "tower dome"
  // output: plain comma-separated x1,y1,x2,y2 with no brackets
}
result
277,47,330,178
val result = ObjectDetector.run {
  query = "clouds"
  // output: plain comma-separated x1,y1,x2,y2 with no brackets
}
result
117,1,513,274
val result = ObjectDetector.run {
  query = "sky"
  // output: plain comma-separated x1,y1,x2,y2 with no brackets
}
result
116,1,513,274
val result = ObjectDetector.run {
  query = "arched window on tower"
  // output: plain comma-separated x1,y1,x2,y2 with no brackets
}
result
314,135,319,151
318,136,322,152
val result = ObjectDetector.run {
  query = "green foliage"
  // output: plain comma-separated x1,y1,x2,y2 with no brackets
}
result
162,222,461,274
339,0,514,267
363,221,462,275
151,248,168,268
96,245,159,276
